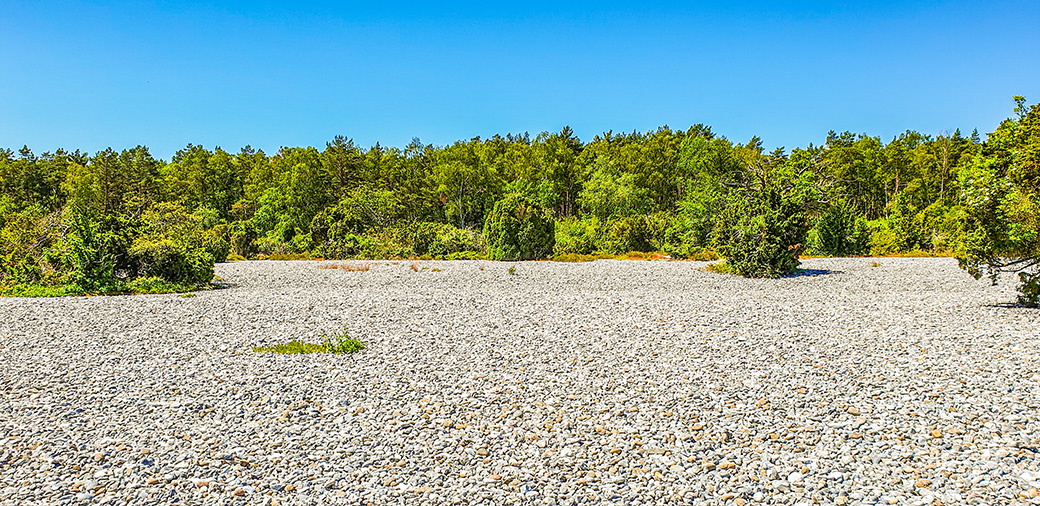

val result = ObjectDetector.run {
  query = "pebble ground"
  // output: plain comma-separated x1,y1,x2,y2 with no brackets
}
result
1,258,1039,505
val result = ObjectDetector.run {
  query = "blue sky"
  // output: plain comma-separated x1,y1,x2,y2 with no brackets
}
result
2,1,1038,159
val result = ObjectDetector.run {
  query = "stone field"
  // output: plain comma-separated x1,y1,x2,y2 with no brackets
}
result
1,258,1039,505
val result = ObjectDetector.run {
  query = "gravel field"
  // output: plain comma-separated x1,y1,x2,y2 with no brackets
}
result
2,257,1040,506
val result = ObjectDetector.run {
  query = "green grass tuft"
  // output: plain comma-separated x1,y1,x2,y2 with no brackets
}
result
254,326,366,355
1,277,211,297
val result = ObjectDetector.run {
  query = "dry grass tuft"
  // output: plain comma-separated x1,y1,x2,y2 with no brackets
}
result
318,262,371,271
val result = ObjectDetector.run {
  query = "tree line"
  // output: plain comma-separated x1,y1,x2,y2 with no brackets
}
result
1,98,1037,303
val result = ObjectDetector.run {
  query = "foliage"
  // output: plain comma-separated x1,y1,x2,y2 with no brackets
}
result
714,153,822,278
597,215,653,255
129,203,222,286
704,260,736,275
812,201,871,256
4,97,1040,304
484,188,555,260
958,97,1040,306
554,216,599,256
125,276,198,294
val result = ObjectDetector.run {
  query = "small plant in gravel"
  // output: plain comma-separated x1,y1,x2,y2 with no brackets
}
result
253,327,365,354
508,265,516,275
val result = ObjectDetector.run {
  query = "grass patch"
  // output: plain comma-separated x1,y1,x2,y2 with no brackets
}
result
254,326,366,355
703,260,736,275
0,283,82,297
125,277,199,294
258,252,314,260
226,253,247,261
1,277,210,297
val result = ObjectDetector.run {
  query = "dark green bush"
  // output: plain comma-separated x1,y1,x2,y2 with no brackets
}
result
130,238,214,286
716,165,819,278
484,192,555,260
66,212,136,291
813,201,870,256
128,203,221,286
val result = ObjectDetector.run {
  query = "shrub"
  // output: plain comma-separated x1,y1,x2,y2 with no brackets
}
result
812,201,870,256
715,162,820,278
130,237,214,287
0,207,67,286
444,250,484,260
65,212,136,291
865,219,900,256
484,192,555,260
126,276,195,294
128,203,220,286
405,222,484,258
553,216,599,256
598,215,652,255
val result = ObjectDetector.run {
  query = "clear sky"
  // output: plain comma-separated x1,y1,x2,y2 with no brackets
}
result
2,0,1039,160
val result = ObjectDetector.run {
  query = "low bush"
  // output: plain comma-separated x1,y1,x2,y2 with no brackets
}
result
126,276,197,294
715,163,819,278
598,215,653,255
812,201,870,256
554,216,599,256
129,203,219,287
484,192,555,260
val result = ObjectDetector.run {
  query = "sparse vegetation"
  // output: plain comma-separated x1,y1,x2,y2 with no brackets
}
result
3,98,1038,303
254,326,365,354
704,261,736,275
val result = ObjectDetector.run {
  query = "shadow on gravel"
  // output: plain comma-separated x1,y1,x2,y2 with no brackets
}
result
783,269,838,278
210,280,234,290
984,302,1036,309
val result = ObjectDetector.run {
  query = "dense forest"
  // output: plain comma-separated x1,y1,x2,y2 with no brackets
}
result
1,98,1038,302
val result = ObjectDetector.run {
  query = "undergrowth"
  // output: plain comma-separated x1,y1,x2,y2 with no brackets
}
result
1,277,209,297
704,261,736,275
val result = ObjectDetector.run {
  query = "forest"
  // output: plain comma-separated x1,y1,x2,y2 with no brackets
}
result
1,98,1037,303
